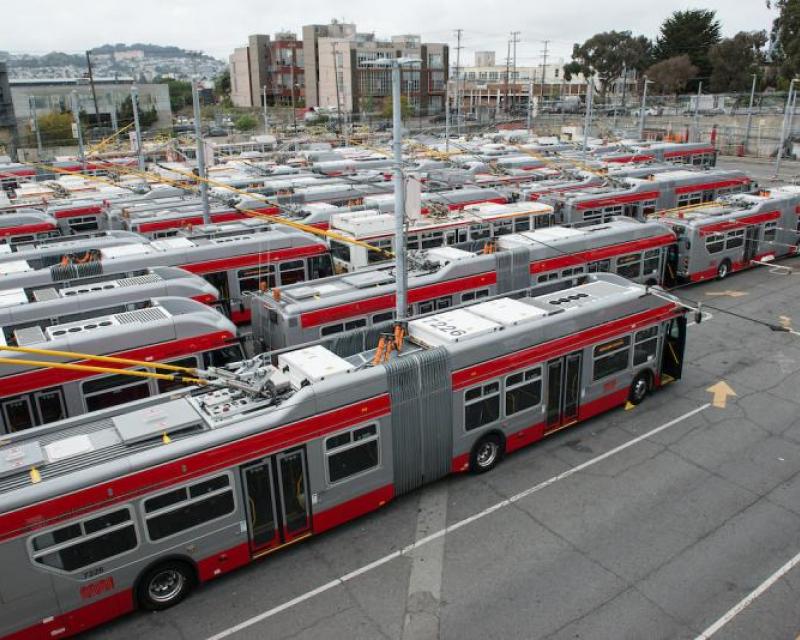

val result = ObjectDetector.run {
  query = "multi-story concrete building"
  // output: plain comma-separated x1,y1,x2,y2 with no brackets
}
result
302,21,357,109
0,62,16,155
229,33,305,108
311,28,448,116
9,78,172,131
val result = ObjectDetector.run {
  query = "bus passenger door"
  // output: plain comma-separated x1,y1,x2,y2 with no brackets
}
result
545,351,583,434
743,225,759,263
660,317,687,383
664,244,679,288
241,448,311,556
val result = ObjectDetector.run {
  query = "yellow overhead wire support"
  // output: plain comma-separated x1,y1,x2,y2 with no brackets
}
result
85,121,136,157
0,356,206,387
0,343,199,374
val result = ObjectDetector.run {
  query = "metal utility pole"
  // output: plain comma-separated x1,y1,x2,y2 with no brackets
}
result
582,79,594,156
511,31,520,111
776,80,797,175
445,77,450,153
454,29,463,135
693,82,702,142
333,42,343,137
291,51,298,138
638,77,650,140
612,63,626,131
390,63,408,322
70,90,85,167
130,86,145,172
540,40,549,98
108,93,118,134
85,51,100,124
504,39,511,115
28,95,43,157
262,85,269,133
191,78,210,224
743,74,757,153
619,64,628,123
526,72,534,131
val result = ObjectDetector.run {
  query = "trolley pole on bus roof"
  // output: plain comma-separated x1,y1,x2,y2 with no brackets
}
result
70,90,85,168
191,78,211,224
130,86,145,172
364,57,421,323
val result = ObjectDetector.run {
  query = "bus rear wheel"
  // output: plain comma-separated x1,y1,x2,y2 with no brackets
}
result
137,560,195,611
470,434,503,473
717,259,731,280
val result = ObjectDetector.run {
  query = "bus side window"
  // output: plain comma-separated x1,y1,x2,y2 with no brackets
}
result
203,271,231,300
2,396,36,433
82,372,151,412
35,389,66,425
279,260,306,286
157,357,201,394
203,345,245,368
308,255,334,280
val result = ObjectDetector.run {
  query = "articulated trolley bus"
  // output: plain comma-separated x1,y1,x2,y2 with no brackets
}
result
543,169,754,226
0,266,220,325
0,297,240,434
0,211,60,244
0,274,688,640
658,186,800,283
0,224,333,325
253,218,676,351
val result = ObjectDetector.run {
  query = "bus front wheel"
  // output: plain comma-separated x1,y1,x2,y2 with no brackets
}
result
717,259,731,280
629,371,652,406
137,560,195,611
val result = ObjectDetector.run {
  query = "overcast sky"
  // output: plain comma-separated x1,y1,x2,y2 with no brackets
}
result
1,0,776,63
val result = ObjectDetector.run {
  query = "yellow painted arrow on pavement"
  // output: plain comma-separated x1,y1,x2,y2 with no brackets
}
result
705,291,748,298
780,315,793,329
707,381,737,408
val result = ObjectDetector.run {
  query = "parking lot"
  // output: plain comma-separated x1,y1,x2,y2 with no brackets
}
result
82,157,800,640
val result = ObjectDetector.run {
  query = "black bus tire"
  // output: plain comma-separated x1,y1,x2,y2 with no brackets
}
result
717,259,731,280
629,371,652,406
470,433,504,473
137,560,196,611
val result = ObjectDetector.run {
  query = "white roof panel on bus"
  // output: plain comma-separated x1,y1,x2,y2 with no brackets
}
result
151,237,196,251
0,288,27,308
0,260,33,275
469,298,549,326
102,243,156,259
278,345,355,389
410,308,500,347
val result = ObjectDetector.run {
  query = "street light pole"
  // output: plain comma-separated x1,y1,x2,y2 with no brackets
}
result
638,78,650,140
70,90,85,168
693,81,703,142
262,85,269,134
28,95,43,158
191,78,210,224
776,78,798,175
130,86,145,172
526,72,534,132
744,74,757,153
445,77,450,153
582,78,594,156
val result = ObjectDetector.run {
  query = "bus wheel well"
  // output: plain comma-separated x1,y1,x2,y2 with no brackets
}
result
469,430,506,473
134,555,198,610
629,369,654,405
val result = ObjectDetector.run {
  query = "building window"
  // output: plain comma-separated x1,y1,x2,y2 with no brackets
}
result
325,424,380,483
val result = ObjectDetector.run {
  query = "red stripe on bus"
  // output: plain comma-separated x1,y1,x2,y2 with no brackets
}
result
0,222,57,237
663,148,715,158
52,205,103,219
313,483,395,534
0,395,392,541
674,178,751,194
0,330,236,398
190,293,219,305
3,588,135,640
697,210,781,235
229,308,252,325
299,271,498,328
576,191,661,210
529,233,676,274
181,244,328,275
452,304,679,390
136,211,246,233
197,541,251,582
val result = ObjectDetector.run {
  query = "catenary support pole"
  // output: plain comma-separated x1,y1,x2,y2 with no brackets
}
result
130,86,145,172
191,78,210,224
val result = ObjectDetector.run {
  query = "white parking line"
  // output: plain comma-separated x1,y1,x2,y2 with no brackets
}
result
205,403,711,640
694,549,800,640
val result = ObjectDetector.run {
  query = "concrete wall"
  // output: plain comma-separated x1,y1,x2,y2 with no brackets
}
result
229,47,252,107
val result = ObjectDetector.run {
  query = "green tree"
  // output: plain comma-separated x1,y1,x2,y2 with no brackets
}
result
118,96,158,128
234,114,257,131
214,69,231,102
380,96,412,120
654,10,721,88
709,31,767,92
768,0,800,82
646,55,699,96
563,31,653,98
36,111,75,145
158,79,193,112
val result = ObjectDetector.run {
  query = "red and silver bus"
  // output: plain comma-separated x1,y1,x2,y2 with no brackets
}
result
0,211,60,244
253,217,676,351
543,168,754,227
328,201,555,271
0,273,687,640
595,142,717,167
0,296,240,434
658,185,800,283
0,224,333,325
363,186,507,214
